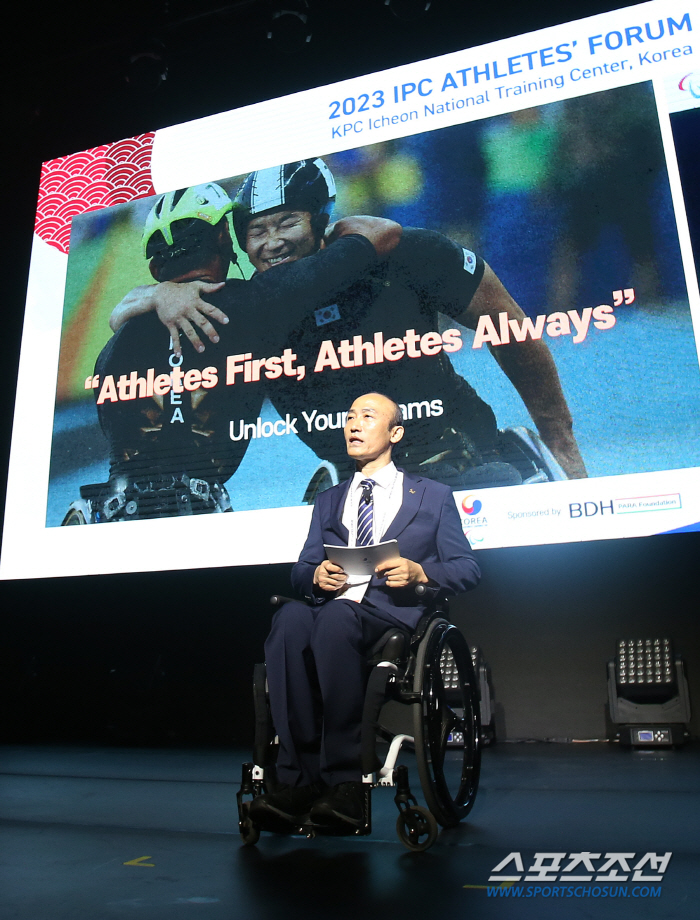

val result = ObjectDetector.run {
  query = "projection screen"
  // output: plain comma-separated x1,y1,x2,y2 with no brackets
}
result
1,0,698,579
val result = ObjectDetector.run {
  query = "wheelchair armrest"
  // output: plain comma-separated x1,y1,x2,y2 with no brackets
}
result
415,581,450,616
273,582,430,603
271,585,448,612
269,594,298,607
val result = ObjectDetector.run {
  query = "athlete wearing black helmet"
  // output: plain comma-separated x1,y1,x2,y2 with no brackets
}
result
235,159,586,485
78,182,401,522
110,159,586,490
232,158,336,252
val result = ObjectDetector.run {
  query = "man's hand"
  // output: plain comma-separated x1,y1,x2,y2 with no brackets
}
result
109,281,229,355
326,216,402,257
375,557,429,589
313,560,348,592
152,281,228,355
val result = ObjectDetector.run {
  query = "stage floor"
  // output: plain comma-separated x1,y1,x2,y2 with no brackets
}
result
1,742,698,919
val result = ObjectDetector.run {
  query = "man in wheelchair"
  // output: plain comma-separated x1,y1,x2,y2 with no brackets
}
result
249,392,481,833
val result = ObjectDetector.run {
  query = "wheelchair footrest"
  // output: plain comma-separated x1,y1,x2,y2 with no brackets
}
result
238,763,439,852
238,770,372,840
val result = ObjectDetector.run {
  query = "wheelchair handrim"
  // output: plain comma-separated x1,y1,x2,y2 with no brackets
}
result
412,620,481,827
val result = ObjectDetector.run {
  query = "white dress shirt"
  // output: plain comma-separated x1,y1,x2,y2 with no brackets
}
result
338,461,403,602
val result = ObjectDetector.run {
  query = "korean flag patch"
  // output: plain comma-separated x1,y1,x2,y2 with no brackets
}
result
462,248,477,275
315,304,341,326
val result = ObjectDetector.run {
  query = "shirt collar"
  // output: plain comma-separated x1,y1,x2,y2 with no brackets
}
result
352,460,397,491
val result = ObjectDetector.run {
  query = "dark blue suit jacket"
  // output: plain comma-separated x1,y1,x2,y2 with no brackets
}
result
292,471,481,628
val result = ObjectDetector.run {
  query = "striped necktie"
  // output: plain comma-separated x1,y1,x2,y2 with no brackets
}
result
356,479,376,546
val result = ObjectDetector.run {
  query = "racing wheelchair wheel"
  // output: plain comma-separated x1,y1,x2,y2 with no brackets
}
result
412,619,481,828
303,461,339,504
61,503,89,525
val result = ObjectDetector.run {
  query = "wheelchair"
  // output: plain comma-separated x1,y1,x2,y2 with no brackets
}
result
61,475,232,524
302,426,566,503
237,589,482,852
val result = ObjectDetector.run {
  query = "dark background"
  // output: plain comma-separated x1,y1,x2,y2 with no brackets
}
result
2,0,698,746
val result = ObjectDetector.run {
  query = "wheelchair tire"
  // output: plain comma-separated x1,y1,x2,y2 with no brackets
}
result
61,507,88,525
239,803,261,846
412,619,481,828
396,805,438,852
303,461,339,504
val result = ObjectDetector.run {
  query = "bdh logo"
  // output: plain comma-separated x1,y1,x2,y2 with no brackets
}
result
462,494,482,516
569,500,613,518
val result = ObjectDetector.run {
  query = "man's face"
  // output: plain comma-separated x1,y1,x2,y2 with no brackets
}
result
345,394,404,467
245,208,318,273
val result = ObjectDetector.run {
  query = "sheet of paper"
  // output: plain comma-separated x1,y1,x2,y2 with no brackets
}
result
323,540,400,577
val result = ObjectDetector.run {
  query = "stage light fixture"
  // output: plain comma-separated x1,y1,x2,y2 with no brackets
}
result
124,40,168,92
607,638,691,747
384,0,432,22
267,1,312,53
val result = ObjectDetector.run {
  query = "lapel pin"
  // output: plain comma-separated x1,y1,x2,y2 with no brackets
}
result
409,489,416,493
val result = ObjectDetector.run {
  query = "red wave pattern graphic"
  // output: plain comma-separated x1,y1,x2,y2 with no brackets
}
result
35,134,157,255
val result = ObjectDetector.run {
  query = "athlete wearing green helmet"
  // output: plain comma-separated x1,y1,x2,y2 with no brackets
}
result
142,182,236,283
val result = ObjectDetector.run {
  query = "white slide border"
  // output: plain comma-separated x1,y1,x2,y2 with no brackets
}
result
2,0,699,579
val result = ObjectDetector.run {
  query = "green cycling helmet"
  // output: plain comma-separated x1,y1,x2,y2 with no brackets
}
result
142,183,233,260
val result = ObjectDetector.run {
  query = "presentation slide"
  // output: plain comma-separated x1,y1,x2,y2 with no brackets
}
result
1,0,699,579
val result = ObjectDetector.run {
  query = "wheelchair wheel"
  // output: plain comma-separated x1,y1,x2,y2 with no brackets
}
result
412,619,481,828
498,426,567,483
396,805,438,852
61,505,88,525
303,461,339,504
238,803,261,846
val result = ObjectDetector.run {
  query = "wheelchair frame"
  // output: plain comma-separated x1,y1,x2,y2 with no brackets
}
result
61,476,232,524
237,598,482,852
302,426,566,504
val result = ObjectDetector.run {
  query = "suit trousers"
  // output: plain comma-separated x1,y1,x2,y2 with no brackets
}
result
264,598,410,787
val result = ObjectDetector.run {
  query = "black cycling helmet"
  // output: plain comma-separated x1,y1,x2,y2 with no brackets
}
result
232,158,336,248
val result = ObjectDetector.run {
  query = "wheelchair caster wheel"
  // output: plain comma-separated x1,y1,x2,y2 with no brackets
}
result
396,805,438,852
239,804,261,846
240,821,260,845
